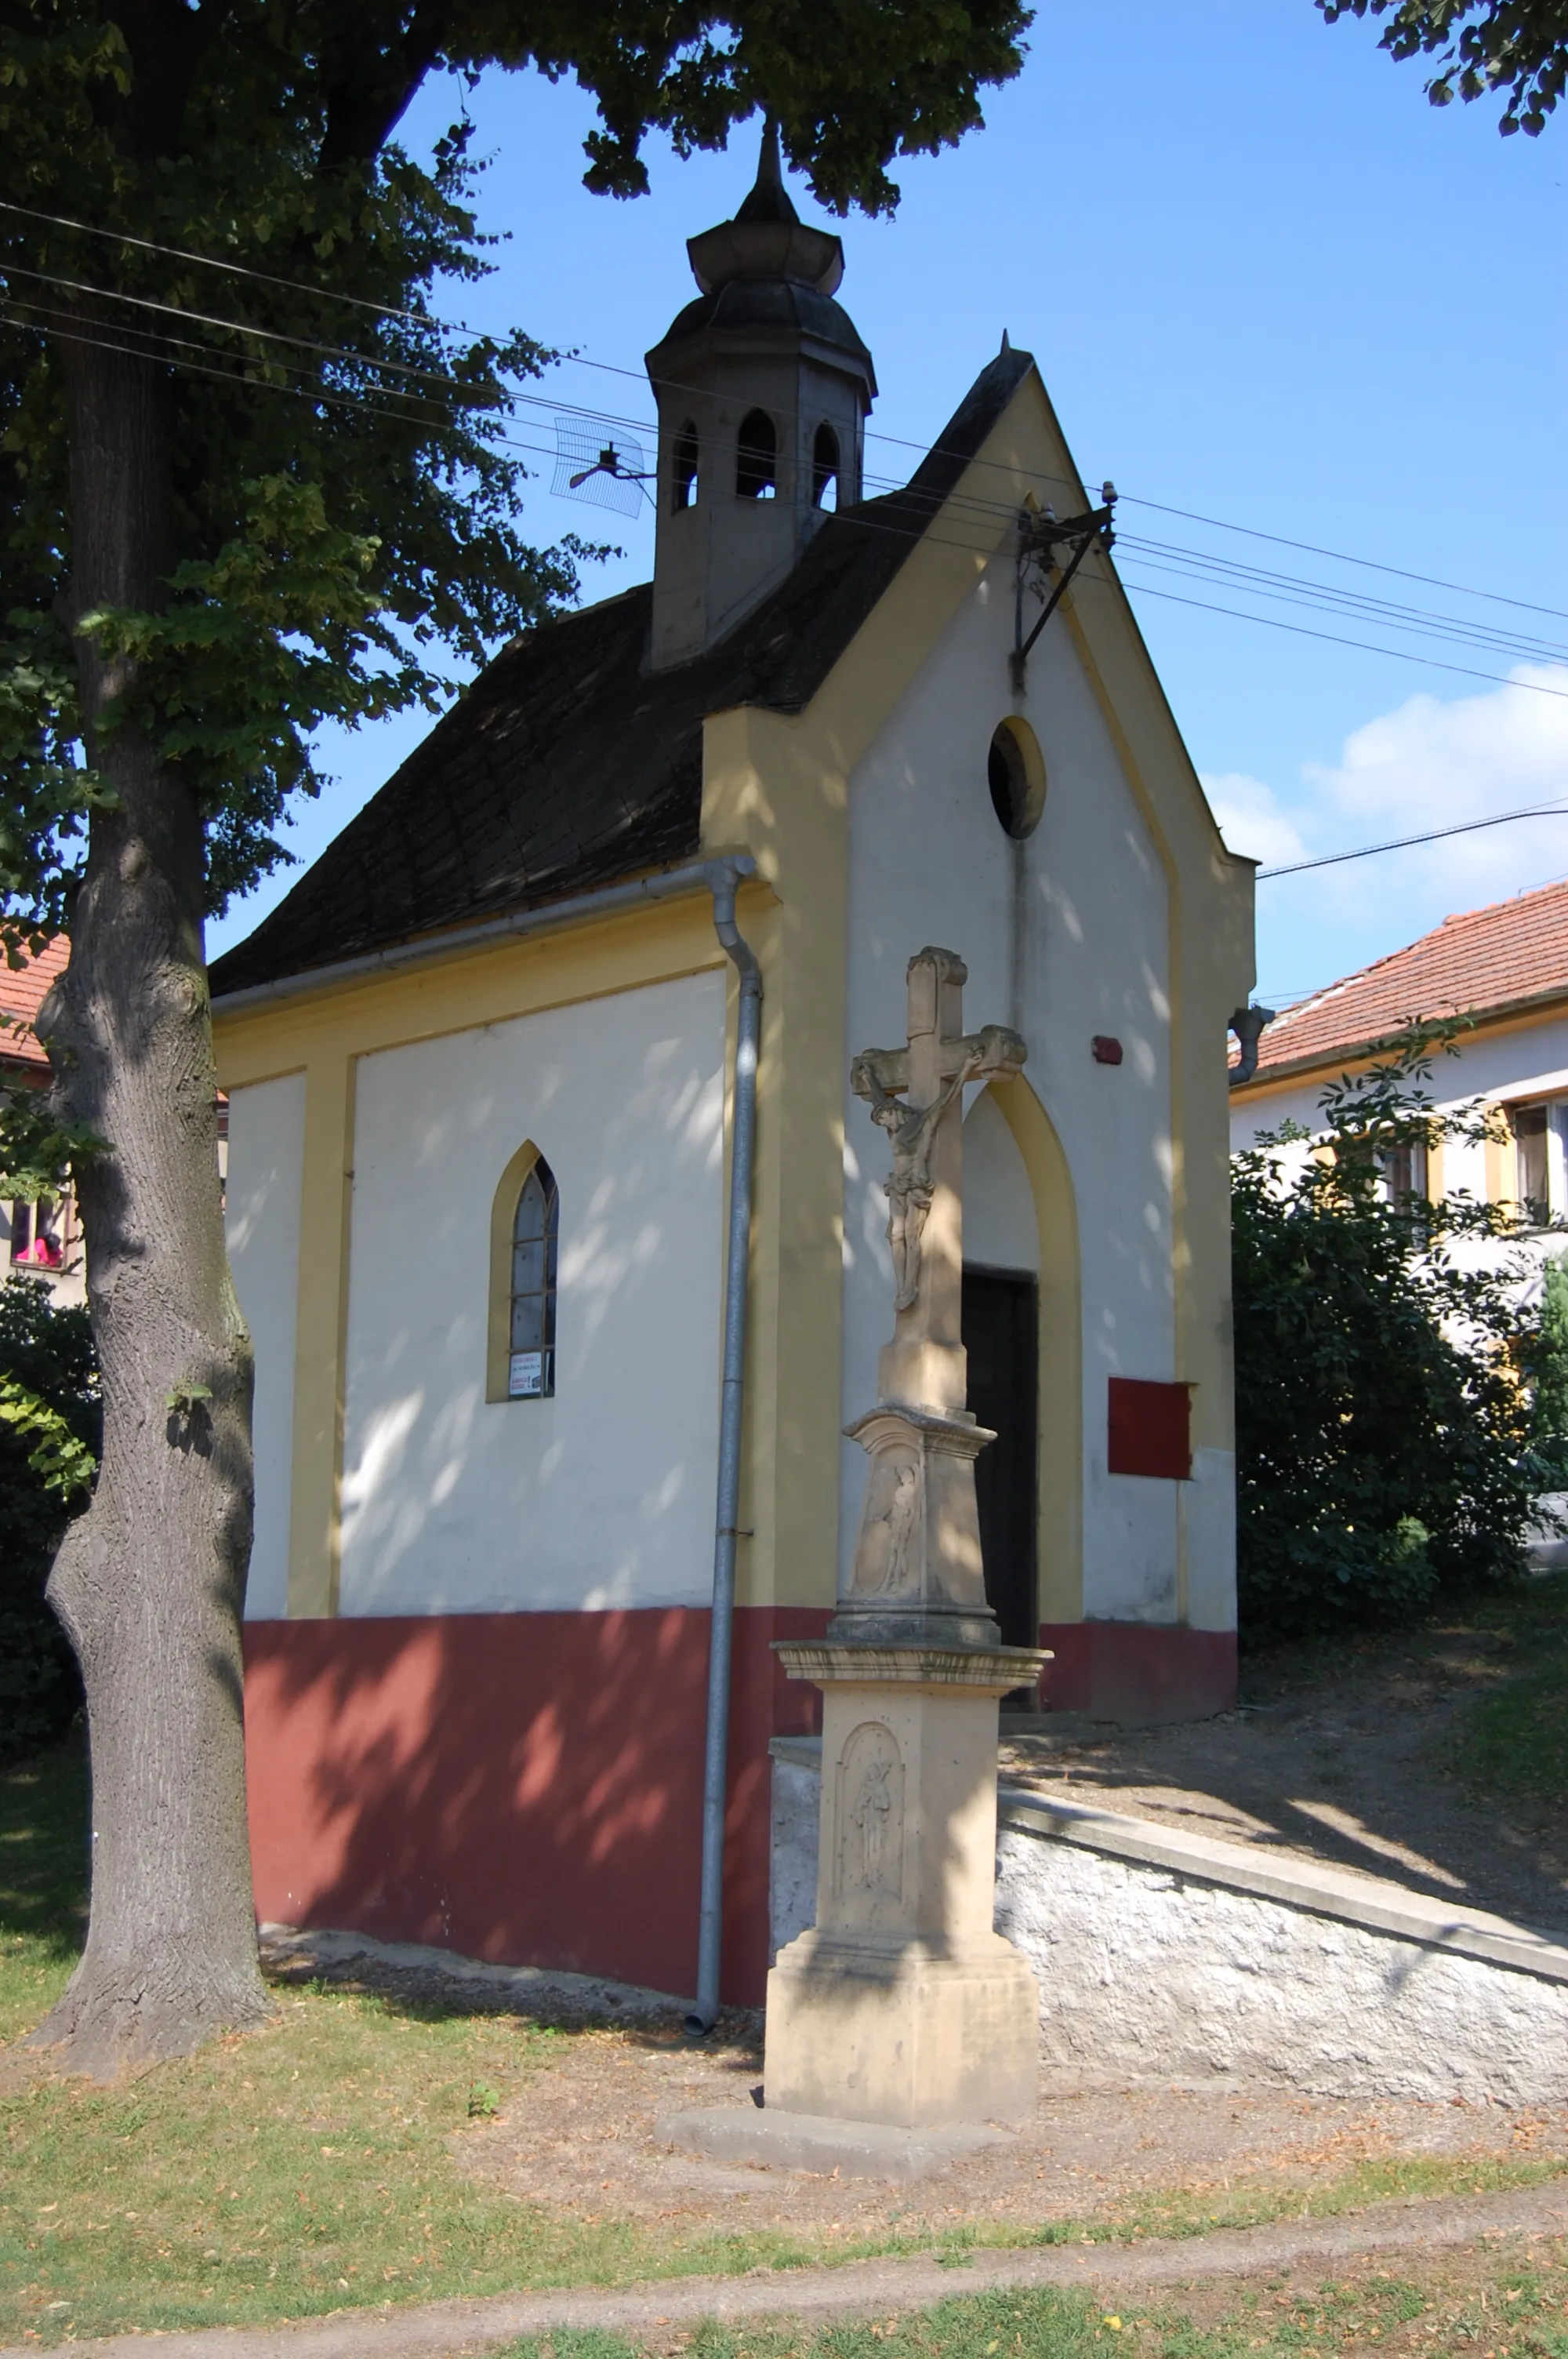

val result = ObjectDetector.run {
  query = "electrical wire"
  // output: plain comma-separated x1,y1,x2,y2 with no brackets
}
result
6,280,1568,707
1256,801,1568,879
11,271,1564,684
1103,575,1568,703
3,191,1561,633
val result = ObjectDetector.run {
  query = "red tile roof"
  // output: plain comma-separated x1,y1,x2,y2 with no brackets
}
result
1240,876,1568,1087
0,936,67,1073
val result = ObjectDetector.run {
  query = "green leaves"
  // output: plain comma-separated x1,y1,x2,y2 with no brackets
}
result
0,1375,97,1502
0,4,1031,941
1317,1,1568,136
1233,1023,1538,1641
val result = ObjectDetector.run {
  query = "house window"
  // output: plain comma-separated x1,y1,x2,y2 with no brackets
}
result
6,1194,67,1271
1513,1104,1552,1223
736,409,777,500
508,1156,558,1398
1379,1140,1428,1205
811,423,840,510
671,419,699,512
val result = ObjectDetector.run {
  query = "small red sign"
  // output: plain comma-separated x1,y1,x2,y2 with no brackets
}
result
1108,1377,1192,1480
1091,1035,1123,1065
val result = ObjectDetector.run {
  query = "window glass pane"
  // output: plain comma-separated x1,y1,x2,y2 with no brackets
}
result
507,1158,558,1396
1515,1106,1549,1216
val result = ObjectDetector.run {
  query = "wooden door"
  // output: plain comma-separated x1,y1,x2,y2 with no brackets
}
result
961,1267,1039,1650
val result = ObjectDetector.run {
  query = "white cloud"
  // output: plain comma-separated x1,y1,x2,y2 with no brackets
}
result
1210,665,1568,1009
1301,663,1568,909
1202,771,1308,869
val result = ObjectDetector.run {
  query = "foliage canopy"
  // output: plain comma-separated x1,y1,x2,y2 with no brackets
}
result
0,0,1029,950
1317,0,1568,132
0,1275,97,1764
1232,1029,1548,1642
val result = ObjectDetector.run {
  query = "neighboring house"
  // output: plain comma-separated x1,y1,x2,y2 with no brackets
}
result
1230,876,1568,1297
0,936,84,1304
211,131,1256,2009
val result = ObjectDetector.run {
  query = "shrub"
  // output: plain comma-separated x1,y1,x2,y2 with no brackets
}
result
1232,1029,1543,1643
0,1274,97,1761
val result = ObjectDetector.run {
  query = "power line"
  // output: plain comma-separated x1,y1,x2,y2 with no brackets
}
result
1109,576,1568,703
11,273,1566,681
12,295,1568,714
9,284,1568,710
3,191,1559,634
1111,490,1568,629
0,194,438,329
1255,801,1568,880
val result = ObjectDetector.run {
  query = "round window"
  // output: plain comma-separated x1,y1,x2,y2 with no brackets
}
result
987,718,1046,839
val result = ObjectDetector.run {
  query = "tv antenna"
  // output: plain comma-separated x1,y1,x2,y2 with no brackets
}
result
552,420,651,518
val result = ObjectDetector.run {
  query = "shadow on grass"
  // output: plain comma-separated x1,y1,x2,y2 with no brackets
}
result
0,1729,89,1965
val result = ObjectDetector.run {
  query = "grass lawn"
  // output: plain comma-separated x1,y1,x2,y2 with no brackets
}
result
4,1726,1567,2350
498,2256,1568,2359
1450,1574,1568,1805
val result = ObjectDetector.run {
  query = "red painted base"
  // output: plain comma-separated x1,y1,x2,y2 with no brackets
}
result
1037,1621,1236,1725
242,1605,829,2008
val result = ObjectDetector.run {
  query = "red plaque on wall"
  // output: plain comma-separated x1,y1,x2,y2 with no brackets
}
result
1107,1377,1192,1480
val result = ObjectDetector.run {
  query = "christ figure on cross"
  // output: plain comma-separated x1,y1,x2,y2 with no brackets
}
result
851,947,1026,1330
855,1047,985,1310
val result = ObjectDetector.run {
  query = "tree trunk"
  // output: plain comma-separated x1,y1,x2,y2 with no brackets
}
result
31,325,269,2075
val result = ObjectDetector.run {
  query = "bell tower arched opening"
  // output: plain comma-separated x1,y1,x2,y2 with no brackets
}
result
644,120,876,670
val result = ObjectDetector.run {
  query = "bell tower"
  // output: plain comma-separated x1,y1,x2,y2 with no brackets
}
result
645,123,877,671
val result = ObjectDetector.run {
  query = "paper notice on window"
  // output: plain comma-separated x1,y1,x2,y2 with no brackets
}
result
509,1350,544,1398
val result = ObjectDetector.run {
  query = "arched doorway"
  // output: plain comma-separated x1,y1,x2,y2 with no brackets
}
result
962,1080,1082,1653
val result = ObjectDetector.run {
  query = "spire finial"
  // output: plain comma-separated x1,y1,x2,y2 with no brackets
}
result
735,114,800,227
1000,328,1011,354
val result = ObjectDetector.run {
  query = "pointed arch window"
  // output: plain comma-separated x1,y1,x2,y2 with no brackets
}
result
509,1157,558,1397
672,420,699,512
487,1144,559,1401
736,409,777,500
811,423,840,511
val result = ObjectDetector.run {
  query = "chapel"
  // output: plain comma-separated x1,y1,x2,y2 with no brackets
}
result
212,129,1257,2008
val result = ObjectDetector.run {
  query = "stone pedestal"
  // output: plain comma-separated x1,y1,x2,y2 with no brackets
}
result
765,1641,1047,2127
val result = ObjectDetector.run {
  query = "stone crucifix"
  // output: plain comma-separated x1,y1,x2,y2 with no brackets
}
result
851,947,1025,1419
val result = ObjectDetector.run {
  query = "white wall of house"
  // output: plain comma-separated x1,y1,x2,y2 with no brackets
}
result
1232,1013,1568,1156
226,1070,307,1620
336,969,726,1618
842,551,1194,1627
1231,1009,1568,1304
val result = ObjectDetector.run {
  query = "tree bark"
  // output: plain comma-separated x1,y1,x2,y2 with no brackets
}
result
31,323,269,2074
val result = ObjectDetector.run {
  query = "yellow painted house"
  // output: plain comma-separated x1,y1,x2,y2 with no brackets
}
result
212,133,1256,2005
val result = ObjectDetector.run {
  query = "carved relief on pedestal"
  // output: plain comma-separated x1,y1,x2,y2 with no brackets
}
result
833,1721,906,1905
850,1445,924,1597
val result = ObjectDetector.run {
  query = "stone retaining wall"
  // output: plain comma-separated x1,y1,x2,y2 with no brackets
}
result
769,1739,1568,2106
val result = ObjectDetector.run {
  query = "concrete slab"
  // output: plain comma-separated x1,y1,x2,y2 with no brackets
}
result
655,2106,1012,2181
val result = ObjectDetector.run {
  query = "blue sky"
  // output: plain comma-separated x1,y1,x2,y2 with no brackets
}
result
209,0,1567,1011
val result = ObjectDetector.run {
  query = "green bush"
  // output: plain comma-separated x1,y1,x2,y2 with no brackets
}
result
1232,1030,1543,1643
1524,1249,1568,1479
0,1274,97,1762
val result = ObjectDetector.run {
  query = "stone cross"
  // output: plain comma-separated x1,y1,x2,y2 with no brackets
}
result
851,947,1025,1417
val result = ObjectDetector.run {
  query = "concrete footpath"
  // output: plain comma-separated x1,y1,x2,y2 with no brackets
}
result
8,2181,1565,2359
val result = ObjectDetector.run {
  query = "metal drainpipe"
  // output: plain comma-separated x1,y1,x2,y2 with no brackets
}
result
1228,1002,1276,1088
686,856,763,2037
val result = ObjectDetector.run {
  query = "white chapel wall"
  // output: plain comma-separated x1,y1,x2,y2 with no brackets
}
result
338,969,726,1617
842,550,1185,1626
226,1070,307,1621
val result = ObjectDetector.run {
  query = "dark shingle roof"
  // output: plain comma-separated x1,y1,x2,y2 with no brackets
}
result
210,347,1034,999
